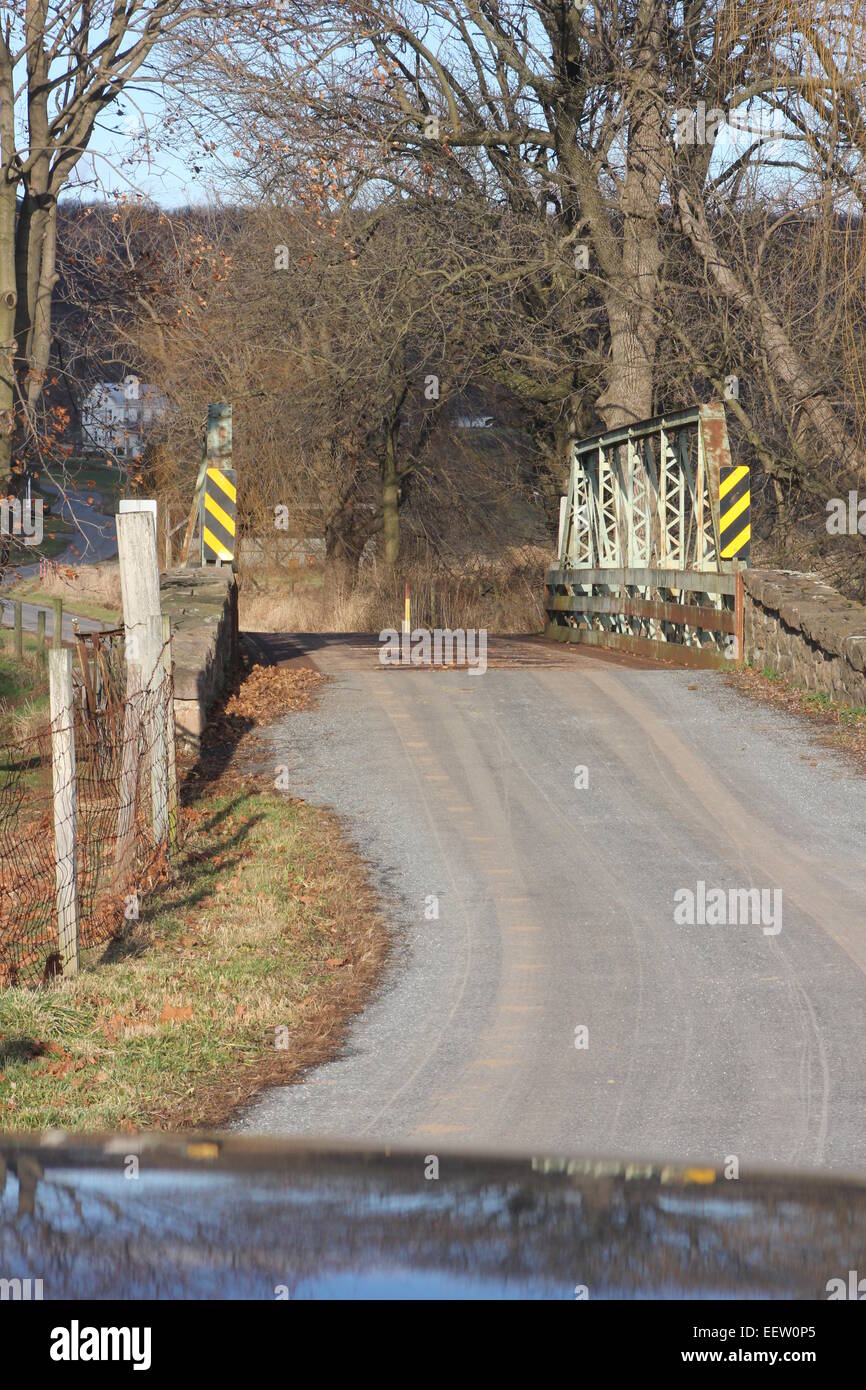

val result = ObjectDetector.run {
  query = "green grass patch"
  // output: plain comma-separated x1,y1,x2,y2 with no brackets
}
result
4,579,120,627
0,633,48,711
3,512,75,564
802,689,866,725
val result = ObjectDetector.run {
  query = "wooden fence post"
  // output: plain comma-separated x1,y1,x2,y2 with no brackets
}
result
145,613,168,847
52,597,62,650
36,609,46,665
48,649,79,976
113,658,141,889
13,600,22,660
161,614,179,857
116,511,167,871
735,562,745,664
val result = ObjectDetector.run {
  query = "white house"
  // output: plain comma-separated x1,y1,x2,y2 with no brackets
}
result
455,414,494,429
81,375,168,459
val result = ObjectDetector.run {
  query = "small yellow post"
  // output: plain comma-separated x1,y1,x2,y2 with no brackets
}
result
403,580,411,636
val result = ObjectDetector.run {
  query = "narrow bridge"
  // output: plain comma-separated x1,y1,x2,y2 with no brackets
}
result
229,405,866,1174
545,403,747,667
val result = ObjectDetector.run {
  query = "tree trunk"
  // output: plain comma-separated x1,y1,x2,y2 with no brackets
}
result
678,189,866,477
596,300,659,429
325,493,373,586
0,52,16,483
381,423,401,569
25,201,59,413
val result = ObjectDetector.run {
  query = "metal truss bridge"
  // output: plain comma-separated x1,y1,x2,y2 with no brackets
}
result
545,402,748,668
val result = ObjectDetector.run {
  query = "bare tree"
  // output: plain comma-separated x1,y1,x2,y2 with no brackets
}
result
68,194,534,572
182,1,866,466
0,0,248,498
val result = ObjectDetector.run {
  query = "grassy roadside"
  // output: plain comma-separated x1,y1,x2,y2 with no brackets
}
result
0,636,49,739
3,578,121,627
726,664,866,770
0,664,388,1132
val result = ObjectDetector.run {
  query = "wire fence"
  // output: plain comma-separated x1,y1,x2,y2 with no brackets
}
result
0,629,177,988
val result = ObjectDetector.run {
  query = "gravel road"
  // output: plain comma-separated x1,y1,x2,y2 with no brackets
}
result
235,634,866,1173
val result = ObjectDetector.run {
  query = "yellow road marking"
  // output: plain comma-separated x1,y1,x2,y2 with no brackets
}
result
719,489,750,531
683,1167,717,1184
202,526,232,560
206,467,236,501
204,490,235,534
718,464,748,499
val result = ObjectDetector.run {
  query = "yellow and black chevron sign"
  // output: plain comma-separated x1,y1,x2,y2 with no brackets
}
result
202,467,236,564
719,464,750,561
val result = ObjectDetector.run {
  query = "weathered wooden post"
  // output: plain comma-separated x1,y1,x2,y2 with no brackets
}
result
52,597,63,649
735,560,745,664
161,613,179,857
115,511,165,880
48,648,79,976
146,612,168,846
36,609,46,665
13,600,22,660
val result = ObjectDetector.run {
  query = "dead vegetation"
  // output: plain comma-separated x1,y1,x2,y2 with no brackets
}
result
240,549,550,635
0,655,387,1131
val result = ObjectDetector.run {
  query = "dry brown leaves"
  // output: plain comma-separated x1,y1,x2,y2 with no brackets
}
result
223,664,326,724
158,1003,194,1025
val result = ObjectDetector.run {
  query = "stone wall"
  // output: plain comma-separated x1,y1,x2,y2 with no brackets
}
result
160,567,237,745
743,569,866,707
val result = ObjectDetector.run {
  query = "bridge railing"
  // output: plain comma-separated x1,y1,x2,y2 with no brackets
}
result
545,403,745,667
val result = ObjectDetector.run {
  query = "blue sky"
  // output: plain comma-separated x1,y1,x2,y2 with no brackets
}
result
68,84,219,208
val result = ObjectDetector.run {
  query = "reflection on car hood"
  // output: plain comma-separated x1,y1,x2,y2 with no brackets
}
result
0,1135,863,1299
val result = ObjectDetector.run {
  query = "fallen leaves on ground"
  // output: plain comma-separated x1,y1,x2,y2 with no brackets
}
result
222,665,325,724
159,1003,194,1025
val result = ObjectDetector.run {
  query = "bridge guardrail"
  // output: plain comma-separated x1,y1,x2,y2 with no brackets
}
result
545,403,745,667
545,565,743,668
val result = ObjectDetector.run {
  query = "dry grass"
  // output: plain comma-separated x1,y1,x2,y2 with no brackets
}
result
240,547,550,634
8,563,123,623
0,634,49,740
0,661,387,1132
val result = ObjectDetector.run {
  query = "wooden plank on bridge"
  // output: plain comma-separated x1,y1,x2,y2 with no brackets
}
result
545,566,738,596
543,624,732,669
546,592,736,633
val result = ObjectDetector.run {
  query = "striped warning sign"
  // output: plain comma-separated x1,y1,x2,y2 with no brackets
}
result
719,463,750,561
202,467,236,564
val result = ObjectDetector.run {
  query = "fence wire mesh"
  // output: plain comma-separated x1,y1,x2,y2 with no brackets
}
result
0,631,174,988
